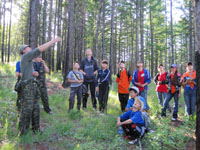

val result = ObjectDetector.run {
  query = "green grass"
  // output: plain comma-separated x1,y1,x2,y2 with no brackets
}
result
0,63,196,150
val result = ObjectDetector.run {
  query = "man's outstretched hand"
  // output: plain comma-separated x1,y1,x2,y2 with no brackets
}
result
52,36,62,43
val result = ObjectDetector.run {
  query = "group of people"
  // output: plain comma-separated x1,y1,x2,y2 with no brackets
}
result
116,61,196,144
15,38,196,144
67,49,110,114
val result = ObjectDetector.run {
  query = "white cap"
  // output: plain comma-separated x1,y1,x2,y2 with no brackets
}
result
128,86,139,94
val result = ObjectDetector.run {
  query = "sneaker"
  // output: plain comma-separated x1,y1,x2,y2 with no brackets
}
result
100,113,105,116
128,139,138,145
171,117,177,121
48,111,53,115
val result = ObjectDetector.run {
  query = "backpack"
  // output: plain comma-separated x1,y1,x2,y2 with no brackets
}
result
117,69,131,80
142,112,150,131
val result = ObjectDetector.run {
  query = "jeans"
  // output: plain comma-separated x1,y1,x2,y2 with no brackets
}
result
82,81,97,109
162,91,179,118
184,90,196,116
157,92,171,111
139,90,150,110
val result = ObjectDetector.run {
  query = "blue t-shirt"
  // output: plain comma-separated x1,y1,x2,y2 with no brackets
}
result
67,71,83,87
126,96,147,110
16,61,21,73
184,76,196,92
120,110,144,125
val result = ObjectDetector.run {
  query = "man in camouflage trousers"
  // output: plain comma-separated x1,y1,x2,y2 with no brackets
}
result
18,37,61,136
33,56,52,114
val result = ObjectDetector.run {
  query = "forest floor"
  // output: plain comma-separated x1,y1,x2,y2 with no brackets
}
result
0,63,196,150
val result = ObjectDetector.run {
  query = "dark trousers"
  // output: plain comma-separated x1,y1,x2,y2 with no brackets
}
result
82,81,97,109
69,86,82,110
98,83,109,113
118,93,129,112
120,118,141,139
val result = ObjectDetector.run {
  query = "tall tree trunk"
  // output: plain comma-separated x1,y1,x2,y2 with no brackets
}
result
29,0,39,48
47,0,53,72
101,0,105,60
52,0,58,72
7,0,12,62
94,0,102,58
170,0,174,63
1,0,6,62
194,0,200,149
130,17,135,72
63,0,75,87
189,0,193,62
118,19,122,63
140,0,144,62
150,4,154,77
42,0,47,60
165,0,168,69
135,0,139,63
56,0,63,71
109,0,115,84
113,22,117,74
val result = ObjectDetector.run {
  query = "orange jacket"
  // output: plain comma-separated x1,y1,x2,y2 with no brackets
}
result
116,69,132,93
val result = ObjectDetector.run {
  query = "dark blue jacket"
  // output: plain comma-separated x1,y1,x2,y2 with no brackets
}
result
132,69,151,90
80,57,99,82
96,69,110,86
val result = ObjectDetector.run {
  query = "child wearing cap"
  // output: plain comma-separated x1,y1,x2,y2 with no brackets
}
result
96,60,110,114
181,62,196,116
125,86,147,112
161,64,181,121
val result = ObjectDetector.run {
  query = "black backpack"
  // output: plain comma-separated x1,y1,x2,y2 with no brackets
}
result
117,69,131,80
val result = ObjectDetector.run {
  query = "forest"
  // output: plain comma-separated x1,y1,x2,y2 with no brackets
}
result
0,0,200,149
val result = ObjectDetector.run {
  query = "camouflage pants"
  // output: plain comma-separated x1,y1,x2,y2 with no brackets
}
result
16,91,22,112
18,80,40,135
38,82,51,113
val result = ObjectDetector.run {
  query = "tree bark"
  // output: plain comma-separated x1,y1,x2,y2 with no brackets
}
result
56,0,63,71
1,0,6,62
140,0,144,62
63,0,75,87
94,0,102,58
170,0,174,63
101,0,105,60
7,0,13,62
29,0,39,49
189,0,193,62
150,4,154,77
47,0,53,72
135,0,139,64
194,0,200,149
42,0,47,61
109,0,115,84
165,0,168,69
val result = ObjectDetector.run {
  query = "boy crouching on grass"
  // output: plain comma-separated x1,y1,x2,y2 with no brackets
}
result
67,62,84,112
96,60,111,114
117,98,144,144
